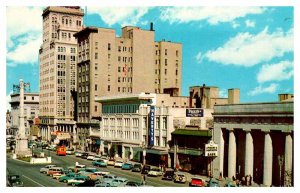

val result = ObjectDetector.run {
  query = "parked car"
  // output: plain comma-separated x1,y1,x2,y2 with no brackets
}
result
85,167,98,173
100,156,109,163
59,172,80,183
93,171,110,181
141,165,151,174
67,176,89,186
47,167,64,176
93,155,102,161
208,178,220,187
92,160,107,167
125,181,142,187
110,177,128,187
95,182,111,187
132,163,142,172
78,171,97,180
76,179,96,187
148,167,163,177
121,162,133,170
75,151,83,157
7,175,24,187
107,158,115,166
173,172,187,183
102,174,118,184
40,164,57,174
52,171,67,180
66,148,75,155
114,160,123,167
87,153,97,160
162,169,174,180
81,152,89,159
189,176,206,187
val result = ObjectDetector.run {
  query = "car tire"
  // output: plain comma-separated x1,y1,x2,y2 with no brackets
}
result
71,183,75,187
63,179,67,183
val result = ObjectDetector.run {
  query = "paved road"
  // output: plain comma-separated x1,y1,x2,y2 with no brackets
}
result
7,149,188,187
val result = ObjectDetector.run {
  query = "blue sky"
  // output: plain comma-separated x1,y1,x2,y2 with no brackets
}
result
6,6,294,110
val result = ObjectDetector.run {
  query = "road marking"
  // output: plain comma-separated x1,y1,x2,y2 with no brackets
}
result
22,175,45,187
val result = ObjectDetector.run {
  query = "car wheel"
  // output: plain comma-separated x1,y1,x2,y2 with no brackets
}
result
71,183,75,187
63,179,67,183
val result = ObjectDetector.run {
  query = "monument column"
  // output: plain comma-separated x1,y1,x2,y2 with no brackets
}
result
263,130,273,186
284,132,293,186
228,128,236,179
244,129,254,177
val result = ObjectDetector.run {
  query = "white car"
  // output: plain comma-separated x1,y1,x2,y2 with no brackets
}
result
110,177,128,187
93,155,102,161
75,151,83,157
39,165,56,174
114,160,123,167
148,167,163,177
100,156,109,163
67,176,88,186
52,172,65,180
87,153,96,160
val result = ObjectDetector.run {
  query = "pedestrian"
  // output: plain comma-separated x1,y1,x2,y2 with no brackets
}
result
246,175,250,186
249,175,252,186
143,174,146,185
241,176,245,186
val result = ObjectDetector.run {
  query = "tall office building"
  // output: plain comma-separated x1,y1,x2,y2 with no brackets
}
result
74,25,182,150
39,6,84,142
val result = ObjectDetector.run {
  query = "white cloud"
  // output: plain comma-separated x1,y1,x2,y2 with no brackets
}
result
248,83,279,96
88,7,149,26
7,34,42,66
231,21,240,29
245,19,255,27
205,27,293,67
160,7,265,25
257,61,293,83
6,7,43,65
219,89,228,98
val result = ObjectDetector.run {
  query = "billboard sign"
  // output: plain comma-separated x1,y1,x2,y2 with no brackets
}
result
205,141,218,157
148,106,155,146
186,108,204,117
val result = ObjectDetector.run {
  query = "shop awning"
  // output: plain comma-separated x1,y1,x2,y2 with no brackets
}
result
171,129,212,137
132,147,168,155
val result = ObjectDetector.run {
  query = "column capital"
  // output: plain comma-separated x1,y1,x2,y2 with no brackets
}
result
243,128,252,133
262,129,271,133
282,129,293,134
226,128,234,131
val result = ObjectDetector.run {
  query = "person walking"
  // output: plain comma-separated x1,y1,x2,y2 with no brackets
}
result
143,174,146,185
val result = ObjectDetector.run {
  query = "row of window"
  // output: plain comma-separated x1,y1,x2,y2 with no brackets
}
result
102,104,139,114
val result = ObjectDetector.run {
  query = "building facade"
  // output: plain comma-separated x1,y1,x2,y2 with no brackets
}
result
96,93,193,166
212,99,293,187
9,93,39,137
74,25,182,151
38,6,84,144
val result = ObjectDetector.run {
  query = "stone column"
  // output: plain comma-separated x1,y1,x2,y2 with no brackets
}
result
245,130,254,177
263,130,273,186
284,132,293,186
228,129,236,179
218,128,225,178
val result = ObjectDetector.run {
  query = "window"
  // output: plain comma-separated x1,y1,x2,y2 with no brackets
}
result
118,67,121,72
176,69,178,75
162,137,167,147
163,117,167,129
108,43,111,50
108,85,110,91
95,53,98,59
95,84,98,91
155,137,159,146
118,56,121,62
165,59,167,66
165,69,167,75
95,106,98,112
118,77,121,82
165,49,167,56
176,50,179,57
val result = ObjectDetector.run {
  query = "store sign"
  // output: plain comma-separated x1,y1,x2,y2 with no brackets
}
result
205,141,218,157
148,106,155,146
186,108,204,117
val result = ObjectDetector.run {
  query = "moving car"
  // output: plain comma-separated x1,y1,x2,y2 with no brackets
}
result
7,175,24,187
173,172,187,183
47,167,64,176
107,158,115,166
87,153,96,160
40,164,57,174
132,163,142,172
189,176,206,187
121,162,133,170
66,148,75,155
75,151,83,157
162,169,174,180
148,167,163,177
92,159,107,167
81,152,89,159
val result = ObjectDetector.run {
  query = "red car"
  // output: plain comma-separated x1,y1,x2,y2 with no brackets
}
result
189,176,206,187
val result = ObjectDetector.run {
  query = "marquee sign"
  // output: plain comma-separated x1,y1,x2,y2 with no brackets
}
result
148,106,155,146
205,140,218,157
186,108,204,117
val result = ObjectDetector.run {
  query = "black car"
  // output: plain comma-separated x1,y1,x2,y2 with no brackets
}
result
132,164,142,172
81,152,89,159
76,179,96,187
162,169,174,180
7,175,24,187
141,165,151,174
125,181,142,187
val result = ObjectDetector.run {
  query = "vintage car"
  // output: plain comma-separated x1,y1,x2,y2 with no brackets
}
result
7,175,24,187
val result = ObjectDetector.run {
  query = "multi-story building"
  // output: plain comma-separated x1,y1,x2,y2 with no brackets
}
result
9,93,39,137
212,94,293,187
74,25,182,151
38,6,84,144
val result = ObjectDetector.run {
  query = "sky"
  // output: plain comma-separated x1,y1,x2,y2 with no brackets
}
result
5,5,294,111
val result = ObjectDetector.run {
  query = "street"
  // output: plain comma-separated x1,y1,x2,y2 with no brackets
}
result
6,149,187,187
